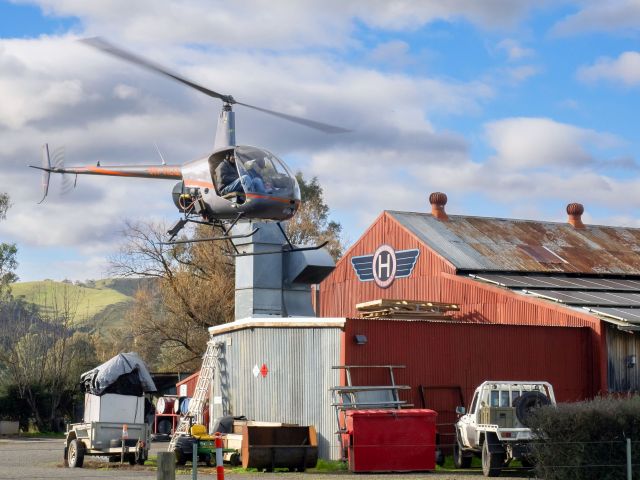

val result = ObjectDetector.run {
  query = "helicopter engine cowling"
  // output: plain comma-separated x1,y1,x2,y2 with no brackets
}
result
171,181,202,213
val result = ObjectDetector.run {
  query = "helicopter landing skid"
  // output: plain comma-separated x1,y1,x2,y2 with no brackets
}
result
162,212,250,248
228,240,329,257
228,222,329,257
159,228,259,246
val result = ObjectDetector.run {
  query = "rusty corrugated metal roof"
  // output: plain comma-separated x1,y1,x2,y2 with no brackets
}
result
389,211,640,275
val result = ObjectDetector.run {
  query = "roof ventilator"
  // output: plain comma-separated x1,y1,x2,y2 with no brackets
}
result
567,202,585,229
429,191,448,221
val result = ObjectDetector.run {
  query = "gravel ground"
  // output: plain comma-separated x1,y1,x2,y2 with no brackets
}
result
0,438,535,479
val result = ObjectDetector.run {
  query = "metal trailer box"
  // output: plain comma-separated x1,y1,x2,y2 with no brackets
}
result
346,409,437,472
479,406,515,428
84,393,145,424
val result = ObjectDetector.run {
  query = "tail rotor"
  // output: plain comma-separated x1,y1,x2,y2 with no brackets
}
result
35,144,73,203
37,144,52,204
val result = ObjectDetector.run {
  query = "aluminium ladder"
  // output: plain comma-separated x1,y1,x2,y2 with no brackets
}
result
168,340,223,452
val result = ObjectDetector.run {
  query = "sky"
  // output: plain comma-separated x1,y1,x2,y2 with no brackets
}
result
2,0,640,281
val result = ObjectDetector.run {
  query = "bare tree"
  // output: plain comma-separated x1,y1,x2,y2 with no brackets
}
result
111,220,234,370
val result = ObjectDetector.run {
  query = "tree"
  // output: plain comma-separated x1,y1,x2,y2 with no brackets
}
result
287,173,344,260
0,284,94,431
0,193,18,300
110,221,235,370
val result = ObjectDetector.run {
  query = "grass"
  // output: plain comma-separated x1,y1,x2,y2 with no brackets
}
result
12,280,133,326
310,459,348,472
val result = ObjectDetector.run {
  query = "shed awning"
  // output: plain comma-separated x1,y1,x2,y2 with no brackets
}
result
470,273,640,331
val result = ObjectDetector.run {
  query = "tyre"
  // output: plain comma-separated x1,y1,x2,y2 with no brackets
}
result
482,440,504,477
67,439,85,468
514,391,550,427
175,449,187,466
520,456,534,468
128,453,137,465
229,452,241,466
454,440,472,469
135,446,147,465
202,453,213,467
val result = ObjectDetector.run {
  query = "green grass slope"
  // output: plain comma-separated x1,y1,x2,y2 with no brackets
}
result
11,279,136,328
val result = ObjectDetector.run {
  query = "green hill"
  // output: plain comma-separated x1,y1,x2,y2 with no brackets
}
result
11,279,141,329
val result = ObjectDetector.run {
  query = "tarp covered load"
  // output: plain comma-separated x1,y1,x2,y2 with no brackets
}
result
80,352,157,396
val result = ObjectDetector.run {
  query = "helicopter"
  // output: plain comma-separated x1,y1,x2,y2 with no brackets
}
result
31,38,349,253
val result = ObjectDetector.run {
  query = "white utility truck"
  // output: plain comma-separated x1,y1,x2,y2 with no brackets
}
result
64,353,156,468
454,381,555,477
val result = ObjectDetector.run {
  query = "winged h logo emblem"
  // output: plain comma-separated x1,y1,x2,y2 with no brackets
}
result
351,245,420,288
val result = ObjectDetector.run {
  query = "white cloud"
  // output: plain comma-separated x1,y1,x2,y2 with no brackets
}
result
367,41,414,69
17,0,546,49
505,65,541,83
484,117,623,170
553,1,640,36
496,39,534,60
578,51,640,86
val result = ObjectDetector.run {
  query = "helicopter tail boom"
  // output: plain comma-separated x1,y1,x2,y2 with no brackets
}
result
29,163,183,180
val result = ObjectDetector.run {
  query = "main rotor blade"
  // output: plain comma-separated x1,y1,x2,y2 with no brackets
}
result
81,37,351,134
236,101,351,134
80,37,234,103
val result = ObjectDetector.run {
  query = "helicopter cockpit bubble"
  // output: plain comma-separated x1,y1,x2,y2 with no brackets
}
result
234,146,301,201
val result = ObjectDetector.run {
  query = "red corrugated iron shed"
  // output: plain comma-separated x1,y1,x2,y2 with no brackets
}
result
176,370,200,397
319,196,640,394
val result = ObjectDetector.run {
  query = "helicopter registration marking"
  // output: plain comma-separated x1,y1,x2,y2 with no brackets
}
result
185,180,214,189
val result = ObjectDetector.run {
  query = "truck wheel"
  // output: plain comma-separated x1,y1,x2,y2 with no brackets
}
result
202,453,213,467
521,457,534,468
128,453,137,465
454,441,472,469
67,439,85,468
482,440,504,477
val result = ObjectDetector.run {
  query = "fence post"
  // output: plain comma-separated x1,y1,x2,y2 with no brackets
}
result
192,440,198,480
627,437,632,480
157,451,176,480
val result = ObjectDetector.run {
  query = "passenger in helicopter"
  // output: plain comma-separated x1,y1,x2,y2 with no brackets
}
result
245,158,272,193
217,153,266,195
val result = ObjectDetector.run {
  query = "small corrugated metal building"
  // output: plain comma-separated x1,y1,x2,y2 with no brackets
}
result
318,195,640,395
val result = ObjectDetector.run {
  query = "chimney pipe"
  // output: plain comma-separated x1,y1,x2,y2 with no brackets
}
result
567,203,585,229
429,192,448,221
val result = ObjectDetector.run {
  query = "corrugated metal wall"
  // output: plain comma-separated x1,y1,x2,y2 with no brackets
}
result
318,212,607,393
606,325,640,391
344,318,595,450
344,319,595,404
209,327,343,460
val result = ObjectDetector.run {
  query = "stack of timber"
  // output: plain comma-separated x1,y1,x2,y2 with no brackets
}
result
356,299,459,320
